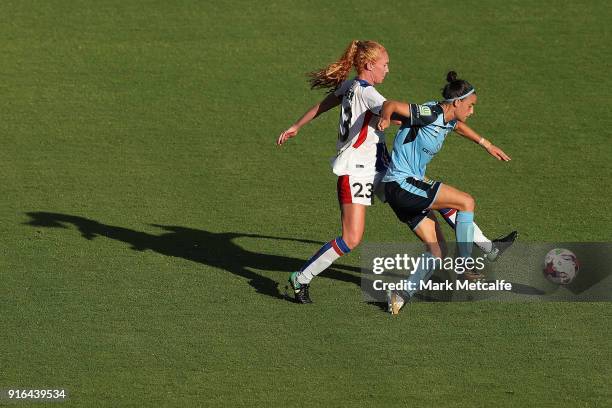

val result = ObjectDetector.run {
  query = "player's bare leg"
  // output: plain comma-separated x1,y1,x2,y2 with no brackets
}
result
388,213,445,315
289,204,364,303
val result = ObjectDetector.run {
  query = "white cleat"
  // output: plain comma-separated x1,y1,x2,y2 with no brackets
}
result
386,290,406,315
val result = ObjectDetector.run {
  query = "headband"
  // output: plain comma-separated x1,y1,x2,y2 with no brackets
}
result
444,88,475,102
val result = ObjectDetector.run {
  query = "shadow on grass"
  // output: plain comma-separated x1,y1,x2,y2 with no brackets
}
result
24,212,362,300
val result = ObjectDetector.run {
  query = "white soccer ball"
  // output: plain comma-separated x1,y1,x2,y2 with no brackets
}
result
543,248,579,285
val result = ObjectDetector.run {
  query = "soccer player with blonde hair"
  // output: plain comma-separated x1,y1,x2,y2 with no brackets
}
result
278,40,391,303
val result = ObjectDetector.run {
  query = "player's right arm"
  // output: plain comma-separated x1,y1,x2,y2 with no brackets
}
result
377,101,411,131
454,121,511,161
276,93,341,145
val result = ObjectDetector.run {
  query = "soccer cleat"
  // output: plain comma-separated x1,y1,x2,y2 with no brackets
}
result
487,230,518,262
288,272,312,304
485,247,500,262
386,289,407,315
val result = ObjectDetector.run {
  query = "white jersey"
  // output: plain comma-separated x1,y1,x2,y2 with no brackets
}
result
331,78,387,177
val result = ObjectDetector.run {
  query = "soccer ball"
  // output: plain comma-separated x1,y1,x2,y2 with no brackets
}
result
543,248,579,285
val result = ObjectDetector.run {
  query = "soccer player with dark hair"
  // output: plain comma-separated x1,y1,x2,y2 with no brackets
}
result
379,71,512,314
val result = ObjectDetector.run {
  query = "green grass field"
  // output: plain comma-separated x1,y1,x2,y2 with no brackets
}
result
2,1,611,406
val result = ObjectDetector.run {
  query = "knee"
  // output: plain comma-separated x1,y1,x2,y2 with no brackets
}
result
461,194,475,212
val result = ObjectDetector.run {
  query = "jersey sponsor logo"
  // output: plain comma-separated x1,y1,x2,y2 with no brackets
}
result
418,105,432,116
422,147,436,156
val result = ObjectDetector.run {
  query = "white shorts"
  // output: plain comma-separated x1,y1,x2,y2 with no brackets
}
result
336,172,386,206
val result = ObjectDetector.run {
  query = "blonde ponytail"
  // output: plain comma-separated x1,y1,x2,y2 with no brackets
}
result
307,40,385,91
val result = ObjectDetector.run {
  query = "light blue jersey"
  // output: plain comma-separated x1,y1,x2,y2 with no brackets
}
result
383,101,457,197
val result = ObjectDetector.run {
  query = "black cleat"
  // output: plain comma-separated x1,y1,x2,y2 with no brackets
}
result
487,230,518,261
288,272,312,304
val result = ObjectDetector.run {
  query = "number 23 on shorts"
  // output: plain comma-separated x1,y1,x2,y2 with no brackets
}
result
337,175,377,206
352,182,373,198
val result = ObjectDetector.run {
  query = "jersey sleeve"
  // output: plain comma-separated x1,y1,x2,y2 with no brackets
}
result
362,87,386,115
409,104,443,127
333,80,352,97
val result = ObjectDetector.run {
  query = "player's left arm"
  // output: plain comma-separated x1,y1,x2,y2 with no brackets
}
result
454,121,511,161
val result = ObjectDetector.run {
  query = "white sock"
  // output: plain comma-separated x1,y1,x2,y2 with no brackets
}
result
297,237,351,285
438,209,493,253
473,223,493,253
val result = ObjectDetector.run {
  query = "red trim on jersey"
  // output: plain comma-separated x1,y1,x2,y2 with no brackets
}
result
442,209,457,219
353,111,373,148
337,175,352,204
330,239,343,256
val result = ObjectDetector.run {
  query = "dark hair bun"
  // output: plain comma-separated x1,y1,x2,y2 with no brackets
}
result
446,71,458,83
